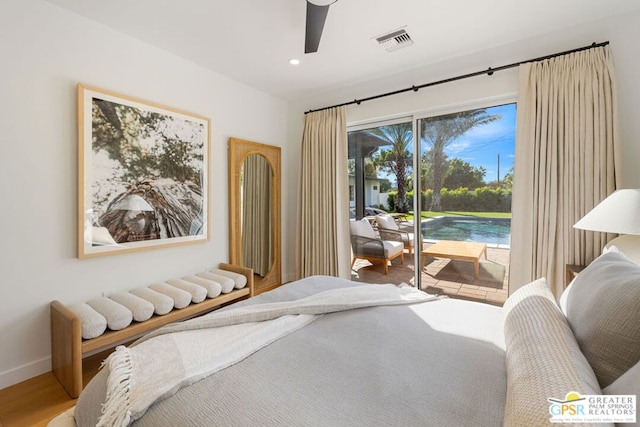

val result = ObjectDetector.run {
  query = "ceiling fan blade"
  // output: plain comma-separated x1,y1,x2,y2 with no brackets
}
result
305,1,330,54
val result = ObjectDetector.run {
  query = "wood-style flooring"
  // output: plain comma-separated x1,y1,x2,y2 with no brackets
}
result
0,349,109,427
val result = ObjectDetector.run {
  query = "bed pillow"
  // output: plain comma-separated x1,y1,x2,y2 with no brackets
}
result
563,251,640,388
503,278,604,426
604,360,640,396
558,246,626,314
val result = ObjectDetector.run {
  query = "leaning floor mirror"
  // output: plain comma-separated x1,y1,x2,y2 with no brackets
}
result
228,138,282,295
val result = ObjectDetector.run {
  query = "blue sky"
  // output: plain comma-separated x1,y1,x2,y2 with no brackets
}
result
355,103,516,186
439,103,516,183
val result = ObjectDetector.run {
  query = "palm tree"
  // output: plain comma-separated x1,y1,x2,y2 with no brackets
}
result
367,123,413,212
420,110,499,211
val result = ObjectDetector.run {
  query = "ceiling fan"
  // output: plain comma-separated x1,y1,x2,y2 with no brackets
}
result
305,0,337,54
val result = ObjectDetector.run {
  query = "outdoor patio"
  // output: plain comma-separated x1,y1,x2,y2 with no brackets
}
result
350,230,510,306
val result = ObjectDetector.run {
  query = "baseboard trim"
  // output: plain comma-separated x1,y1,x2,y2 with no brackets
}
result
0,357,51,390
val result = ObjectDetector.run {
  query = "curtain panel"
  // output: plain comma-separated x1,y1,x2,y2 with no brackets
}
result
242,154,272,277
296,107,351,279
510,46,621,297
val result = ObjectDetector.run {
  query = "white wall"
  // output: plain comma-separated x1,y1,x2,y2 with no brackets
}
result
0,0,289,388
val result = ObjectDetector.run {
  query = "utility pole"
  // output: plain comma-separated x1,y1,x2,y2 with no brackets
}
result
497,153,500,186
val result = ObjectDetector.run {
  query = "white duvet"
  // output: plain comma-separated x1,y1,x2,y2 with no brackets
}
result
96,283,437,426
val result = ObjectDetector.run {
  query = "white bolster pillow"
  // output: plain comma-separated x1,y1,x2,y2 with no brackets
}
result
196,272,234,293
149,282,192,309
182,275,222,298
68,303,107,339
130,287,174,315
109,292,154,322
165,279,207,303
211,268,247,289
86,297,133,331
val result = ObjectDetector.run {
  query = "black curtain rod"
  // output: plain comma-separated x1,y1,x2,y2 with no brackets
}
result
305,41,609,114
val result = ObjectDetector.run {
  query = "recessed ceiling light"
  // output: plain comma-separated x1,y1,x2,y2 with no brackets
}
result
289,58,301,65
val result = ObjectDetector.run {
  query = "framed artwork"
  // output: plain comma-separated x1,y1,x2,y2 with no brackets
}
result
77,84,210,258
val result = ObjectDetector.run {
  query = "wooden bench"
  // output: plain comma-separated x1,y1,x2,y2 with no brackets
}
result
50,263,253,398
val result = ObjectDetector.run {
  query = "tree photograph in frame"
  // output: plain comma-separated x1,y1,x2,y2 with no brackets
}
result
78,84,210,258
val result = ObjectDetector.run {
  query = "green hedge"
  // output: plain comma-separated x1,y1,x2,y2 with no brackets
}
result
387,187,511,212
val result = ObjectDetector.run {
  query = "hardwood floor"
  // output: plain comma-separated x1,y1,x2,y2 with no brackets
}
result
0,350,109,427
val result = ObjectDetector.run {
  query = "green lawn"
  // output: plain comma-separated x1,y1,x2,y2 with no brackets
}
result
404,211,512,220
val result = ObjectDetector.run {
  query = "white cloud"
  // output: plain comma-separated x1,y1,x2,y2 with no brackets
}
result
465,120,507,138
445,140,472,154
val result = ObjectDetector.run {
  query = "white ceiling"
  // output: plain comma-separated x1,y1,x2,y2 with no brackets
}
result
46,0,640,101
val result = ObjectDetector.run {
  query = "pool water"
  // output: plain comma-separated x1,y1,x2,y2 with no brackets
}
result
421,216,511,246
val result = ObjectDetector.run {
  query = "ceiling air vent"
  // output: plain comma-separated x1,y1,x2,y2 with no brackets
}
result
376,28,413,52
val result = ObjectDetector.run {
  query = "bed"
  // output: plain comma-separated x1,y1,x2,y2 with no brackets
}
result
51,249,639,426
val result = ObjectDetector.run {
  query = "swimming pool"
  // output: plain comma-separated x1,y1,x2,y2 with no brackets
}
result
421,216,511,246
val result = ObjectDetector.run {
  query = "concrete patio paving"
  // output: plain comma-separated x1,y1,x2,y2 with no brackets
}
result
351,242,510,306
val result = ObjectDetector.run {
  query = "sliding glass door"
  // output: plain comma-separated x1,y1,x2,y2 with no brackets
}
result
349,103,515,305
347,119,413,220
347,118,419,286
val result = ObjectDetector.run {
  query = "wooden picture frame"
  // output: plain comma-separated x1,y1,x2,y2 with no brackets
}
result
77,84,210,258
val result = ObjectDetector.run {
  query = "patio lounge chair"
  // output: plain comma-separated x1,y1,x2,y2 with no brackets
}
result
375,214,415,255
350,218,404,274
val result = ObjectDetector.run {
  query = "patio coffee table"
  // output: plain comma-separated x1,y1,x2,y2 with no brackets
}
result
421,240,488,278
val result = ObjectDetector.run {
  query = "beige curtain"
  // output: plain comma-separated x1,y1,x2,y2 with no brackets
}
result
242,154,272,277
510,46,621,297
296,106,351,279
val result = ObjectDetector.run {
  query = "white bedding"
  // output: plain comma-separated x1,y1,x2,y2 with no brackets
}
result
98,283,437,426
73,276,507,427
54,251,640,426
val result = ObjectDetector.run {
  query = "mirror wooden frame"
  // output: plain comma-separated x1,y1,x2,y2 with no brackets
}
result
228,138,282,295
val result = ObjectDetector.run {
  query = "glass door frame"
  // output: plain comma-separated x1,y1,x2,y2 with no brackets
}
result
348,94,517,290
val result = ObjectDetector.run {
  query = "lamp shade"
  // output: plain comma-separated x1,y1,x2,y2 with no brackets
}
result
574,189,640,235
